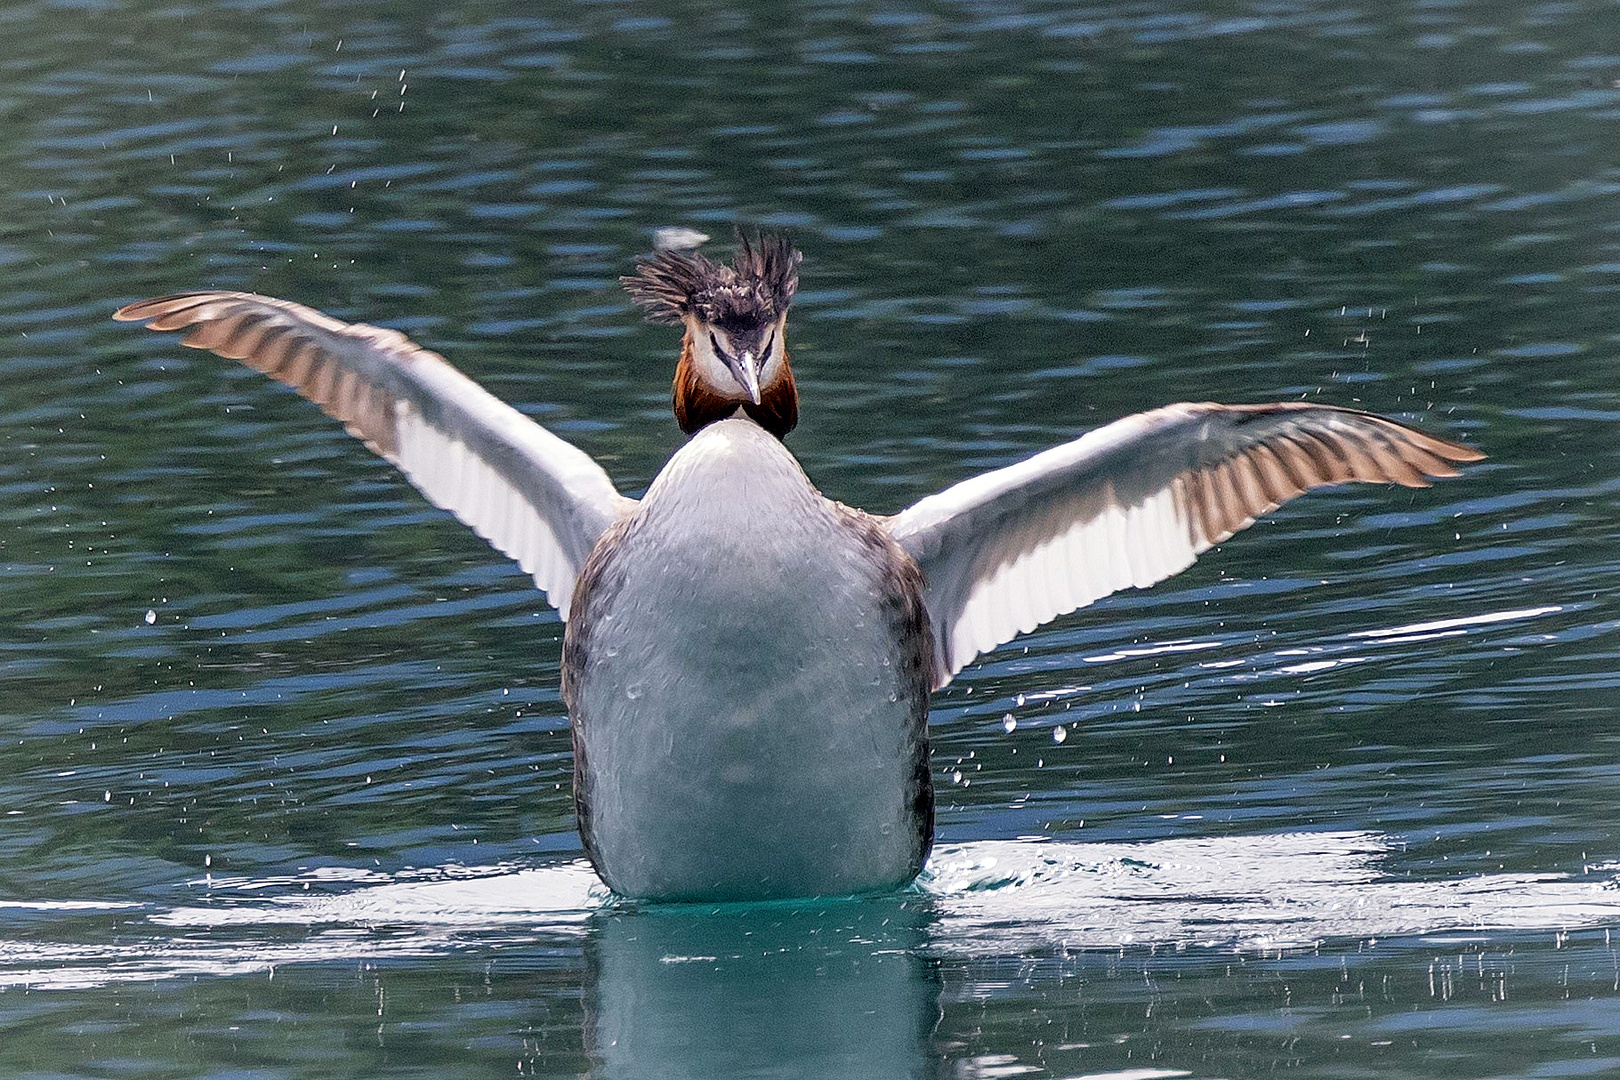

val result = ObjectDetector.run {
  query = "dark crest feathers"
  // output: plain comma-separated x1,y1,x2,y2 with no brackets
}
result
622,230,801,329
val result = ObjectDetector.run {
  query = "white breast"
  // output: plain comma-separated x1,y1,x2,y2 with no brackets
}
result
565,418,931,901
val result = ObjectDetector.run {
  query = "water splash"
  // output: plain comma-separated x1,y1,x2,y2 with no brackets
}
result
922,831,1620,952
2,833,1616,990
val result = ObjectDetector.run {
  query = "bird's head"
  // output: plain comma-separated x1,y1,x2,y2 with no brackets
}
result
623,231,801,439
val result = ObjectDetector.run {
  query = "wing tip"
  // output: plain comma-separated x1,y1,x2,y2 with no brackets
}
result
113,292,246,325
113,294,190,322
1440,442,1487,464
1391,417,1486,464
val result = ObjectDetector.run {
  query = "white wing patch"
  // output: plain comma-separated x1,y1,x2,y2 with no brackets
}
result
394,405,580,617
940,483,1204,676
888,402,1482,687
115,291,633,621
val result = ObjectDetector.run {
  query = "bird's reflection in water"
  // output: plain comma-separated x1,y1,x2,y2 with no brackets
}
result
583,894,941,1080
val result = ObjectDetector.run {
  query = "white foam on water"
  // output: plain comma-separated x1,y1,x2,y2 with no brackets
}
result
921,831,1620,952
3,834,1617,989
155,860,606,927
0,860,604,990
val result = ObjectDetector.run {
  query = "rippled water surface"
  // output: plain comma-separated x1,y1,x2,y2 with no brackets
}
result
3,1,1620,1076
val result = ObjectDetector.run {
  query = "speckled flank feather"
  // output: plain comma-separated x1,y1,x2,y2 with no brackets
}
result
833,502,937,870
622,230,800,329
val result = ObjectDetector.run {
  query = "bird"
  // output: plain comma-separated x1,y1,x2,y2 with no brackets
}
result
114,232,1483,903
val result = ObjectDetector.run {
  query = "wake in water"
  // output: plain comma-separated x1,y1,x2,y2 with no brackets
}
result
1,831,1616,990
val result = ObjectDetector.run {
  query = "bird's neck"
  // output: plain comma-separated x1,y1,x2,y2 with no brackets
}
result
672,331,799,440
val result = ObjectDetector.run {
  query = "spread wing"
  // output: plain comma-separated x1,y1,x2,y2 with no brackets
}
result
885,401,1483,687
115,292,636,620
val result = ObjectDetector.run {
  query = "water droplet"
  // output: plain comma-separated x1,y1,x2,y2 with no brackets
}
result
1052,725,1068,744
1015,693,1025,707
625,683,644,700
887,691,898,702
143,609,156,625
1002,713,1017,733
951,770,963,784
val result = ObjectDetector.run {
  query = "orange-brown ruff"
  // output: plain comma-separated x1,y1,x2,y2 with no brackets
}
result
671,332,798,439
113,230,1484,902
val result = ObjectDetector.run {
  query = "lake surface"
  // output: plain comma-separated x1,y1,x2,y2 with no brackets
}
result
3,0,1620,1076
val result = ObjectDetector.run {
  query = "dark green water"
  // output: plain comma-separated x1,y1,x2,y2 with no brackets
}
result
3,0,1620,1076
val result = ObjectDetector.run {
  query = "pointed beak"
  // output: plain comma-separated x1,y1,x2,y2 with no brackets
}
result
731,351,763,405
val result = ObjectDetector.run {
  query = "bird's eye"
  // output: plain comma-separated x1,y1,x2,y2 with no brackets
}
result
761,330,775,363
708,331,732,362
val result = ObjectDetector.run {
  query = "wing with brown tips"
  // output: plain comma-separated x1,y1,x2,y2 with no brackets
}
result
885,401,1483,687
115,291,635,619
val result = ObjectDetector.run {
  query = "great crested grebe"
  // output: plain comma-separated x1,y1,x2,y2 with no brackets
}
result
115,233,1482,902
